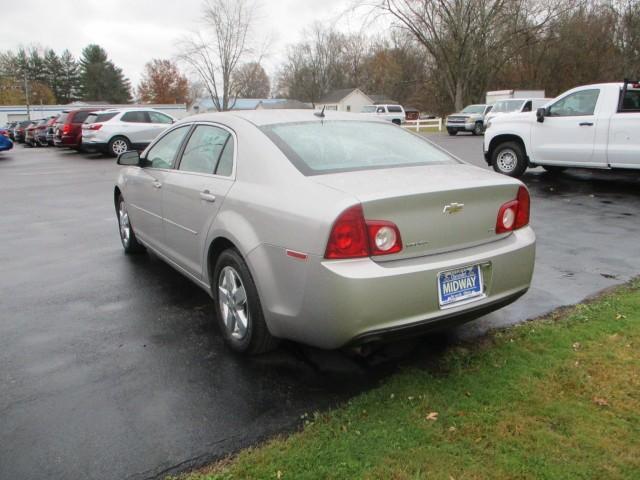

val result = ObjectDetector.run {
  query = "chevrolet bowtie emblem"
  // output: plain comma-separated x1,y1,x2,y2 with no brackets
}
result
443,202,464,214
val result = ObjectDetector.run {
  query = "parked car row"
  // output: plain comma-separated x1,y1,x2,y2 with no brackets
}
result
3,107,176,156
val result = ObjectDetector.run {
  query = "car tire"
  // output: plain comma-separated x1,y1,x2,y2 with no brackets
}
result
392,119,401,125
542,165,567,174
447,128,458,136
213,249,279,355
108,136,131,157
491,141,528,177
117,194,145,254
472,122,484,136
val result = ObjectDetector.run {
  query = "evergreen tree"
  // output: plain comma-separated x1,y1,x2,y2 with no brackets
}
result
79,44,132,103
43,49,63,102
59,50,81,103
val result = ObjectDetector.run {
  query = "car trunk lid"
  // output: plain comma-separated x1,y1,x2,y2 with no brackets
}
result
313,164,522,261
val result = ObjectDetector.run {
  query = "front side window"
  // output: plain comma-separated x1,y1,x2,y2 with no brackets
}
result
148,111,173,124
262,120,456,176
548,89,600,116
179,125,231,174
145,126,190,169
122,111,148,123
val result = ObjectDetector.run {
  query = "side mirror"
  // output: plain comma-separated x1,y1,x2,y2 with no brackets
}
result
536,107,546,123
117,150,141,166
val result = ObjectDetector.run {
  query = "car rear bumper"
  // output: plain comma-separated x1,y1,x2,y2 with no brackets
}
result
54,135,81,148
81,140,109,153
251,226,536,349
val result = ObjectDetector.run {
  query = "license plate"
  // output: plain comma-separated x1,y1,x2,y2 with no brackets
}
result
438,265,484,307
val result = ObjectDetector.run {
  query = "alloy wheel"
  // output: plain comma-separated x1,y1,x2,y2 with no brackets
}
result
112,139,128,155
118,201,131,247
218,266,250,340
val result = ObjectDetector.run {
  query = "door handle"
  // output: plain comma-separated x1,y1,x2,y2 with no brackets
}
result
199,190,216,202
152,181,162,189
579,122,594,126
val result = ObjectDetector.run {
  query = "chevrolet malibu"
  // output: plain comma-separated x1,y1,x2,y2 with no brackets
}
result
114,111,535,354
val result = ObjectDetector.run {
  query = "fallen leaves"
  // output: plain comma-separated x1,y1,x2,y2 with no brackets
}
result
592,397,610,407
426,412,439,421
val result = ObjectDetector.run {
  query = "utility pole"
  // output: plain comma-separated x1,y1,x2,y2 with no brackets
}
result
24,72,31,120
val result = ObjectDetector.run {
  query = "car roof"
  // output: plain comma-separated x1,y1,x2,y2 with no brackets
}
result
181,109,389,127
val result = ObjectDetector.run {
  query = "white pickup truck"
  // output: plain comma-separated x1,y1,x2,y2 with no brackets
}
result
483,81,640,177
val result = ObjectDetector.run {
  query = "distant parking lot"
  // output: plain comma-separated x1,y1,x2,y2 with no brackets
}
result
1,139,639,479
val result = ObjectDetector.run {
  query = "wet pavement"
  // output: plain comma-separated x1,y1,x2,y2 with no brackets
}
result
1,138,639,480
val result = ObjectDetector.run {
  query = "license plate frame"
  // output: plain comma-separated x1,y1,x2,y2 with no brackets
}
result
437,264,484,308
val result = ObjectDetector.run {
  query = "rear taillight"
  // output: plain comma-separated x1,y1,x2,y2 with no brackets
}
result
496,186,530,234
62,124,71,135
325,205,403,259
86,123,102,130
367,221,402,255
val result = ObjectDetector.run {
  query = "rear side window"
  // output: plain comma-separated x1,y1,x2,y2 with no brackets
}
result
122,111,148,123
179,125,231,174
72,111,92,123
387,105,403,113
261,121,455,176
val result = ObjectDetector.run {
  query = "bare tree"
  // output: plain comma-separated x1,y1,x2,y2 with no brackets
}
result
233,62,271,98
179,0,259,111
370,0,571,110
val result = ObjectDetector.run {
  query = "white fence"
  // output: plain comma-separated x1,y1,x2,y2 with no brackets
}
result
403,118,443,132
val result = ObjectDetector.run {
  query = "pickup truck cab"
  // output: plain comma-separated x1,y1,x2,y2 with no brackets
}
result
447,104,493,136
484,81,640,177
361,104,406,125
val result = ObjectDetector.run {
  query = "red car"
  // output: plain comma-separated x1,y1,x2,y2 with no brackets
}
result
53,109,96,149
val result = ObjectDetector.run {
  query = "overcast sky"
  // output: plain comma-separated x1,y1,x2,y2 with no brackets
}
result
0,0,385,90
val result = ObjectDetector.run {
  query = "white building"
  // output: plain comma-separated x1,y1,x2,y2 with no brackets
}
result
315,88,373,112
0,102,188,125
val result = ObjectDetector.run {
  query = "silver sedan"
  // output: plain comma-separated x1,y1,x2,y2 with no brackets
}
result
114,110,535,354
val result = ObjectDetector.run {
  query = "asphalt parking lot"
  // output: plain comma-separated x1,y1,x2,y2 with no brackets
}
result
1,136,639,480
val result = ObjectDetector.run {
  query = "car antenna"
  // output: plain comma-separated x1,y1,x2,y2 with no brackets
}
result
314,106,326,118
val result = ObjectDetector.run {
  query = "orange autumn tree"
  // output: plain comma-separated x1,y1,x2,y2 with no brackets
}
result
137,59,189,104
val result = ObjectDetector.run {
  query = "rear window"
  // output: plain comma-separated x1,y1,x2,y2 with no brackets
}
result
72,111,93,123
261,120,455,176
85,112,118,124
57,113,69,124
620,89,640,112
387,105,403,113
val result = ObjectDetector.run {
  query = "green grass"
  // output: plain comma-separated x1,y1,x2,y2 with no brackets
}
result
181,281,640,480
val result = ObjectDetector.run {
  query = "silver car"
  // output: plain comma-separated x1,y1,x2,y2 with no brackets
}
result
114,111,535,354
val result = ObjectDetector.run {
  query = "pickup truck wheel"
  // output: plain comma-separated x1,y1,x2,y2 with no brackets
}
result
472,122,484,136
213,249,279,355
492,141,527,177
391,119,401,125
447,128,458,136
542,165,567,174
